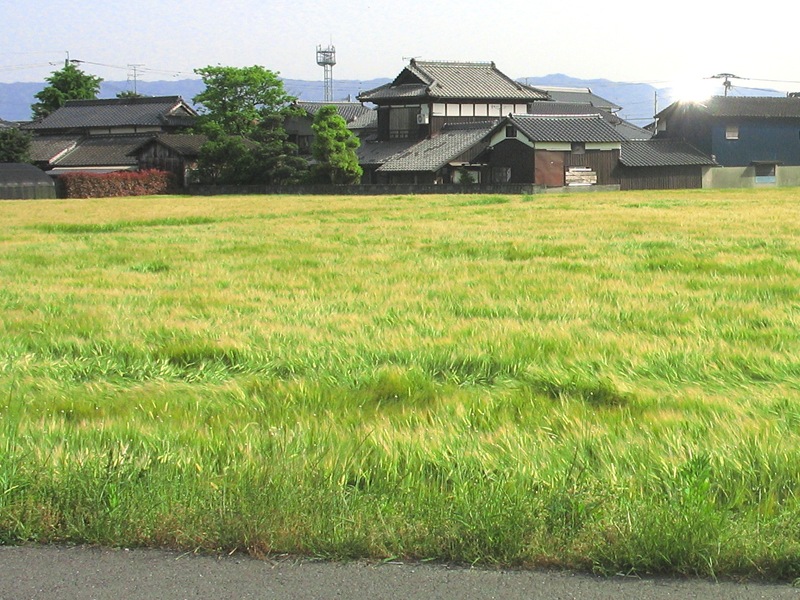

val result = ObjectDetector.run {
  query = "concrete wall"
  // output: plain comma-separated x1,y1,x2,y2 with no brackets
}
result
705,166,800,189
777,166,800,187
186,183,622,197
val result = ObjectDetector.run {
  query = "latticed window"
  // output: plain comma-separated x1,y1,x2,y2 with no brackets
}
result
389,107,419,139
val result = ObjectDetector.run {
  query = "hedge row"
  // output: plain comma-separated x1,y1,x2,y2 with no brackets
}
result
58,170,176,198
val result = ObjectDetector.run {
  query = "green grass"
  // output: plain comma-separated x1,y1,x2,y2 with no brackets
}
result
2,189,800,579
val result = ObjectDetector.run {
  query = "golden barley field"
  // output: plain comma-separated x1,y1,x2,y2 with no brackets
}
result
1,189,799,579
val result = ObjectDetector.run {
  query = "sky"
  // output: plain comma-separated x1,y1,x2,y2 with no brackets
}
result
3,0,800,98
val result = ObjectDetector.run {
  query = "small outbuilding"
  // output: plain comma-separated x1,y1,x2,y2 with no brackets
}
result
0,163,56,199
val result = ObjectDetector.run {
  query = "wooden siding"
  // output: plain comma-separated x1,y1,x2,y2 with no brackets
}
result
533,149,619,187
486,139,534,183
136,144,195,186
564,149,620,184
616,165,704,190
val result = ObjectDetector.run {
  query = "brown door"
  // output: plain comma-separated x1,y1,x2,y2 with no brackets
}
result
535,151,565,187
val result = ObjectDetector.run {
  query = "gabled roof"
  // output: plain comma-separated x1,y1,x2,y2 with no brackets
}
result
131,133,208,158
527,103,652,141
296,101,371,123
29,135,81,163
620,139,716,167
48,134,153,169
357,139,418,167
377,121,497,172
657,96,800,119
509,114,625,143
22,96,198,131
359,60,548,103
347,109,378,131
535,86,621,111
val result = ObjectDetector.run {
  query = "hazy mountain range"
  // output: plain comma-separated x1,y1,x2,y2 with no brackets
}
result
0,74,783,125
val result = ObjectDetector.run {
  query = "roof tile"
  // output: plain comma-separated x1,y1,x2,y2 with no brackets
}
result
360,60,548,103
620,140,716,167
23,96,197,131
377,121,497,172
510,114,625,143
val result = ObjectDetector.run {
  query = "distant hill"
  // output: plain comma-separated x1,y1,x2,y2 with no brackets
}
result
0,74,783,125
0,78,392,123
521,74,660,125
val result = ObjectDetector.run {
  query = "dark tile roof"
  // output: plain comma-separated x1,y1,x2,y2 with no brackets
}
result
526,102,652,141
658,96,800,119
527,102,603,116
377,121,497,172
620,140,716,167
29,135,81,163
132,133,208,158
50,134,153,168
703,96,800,117
22,96,197,131
358,83,429,102
509,114,625,143
347,109,378,131
359,60,548,103
535,86,621,111
612,119,653,141
296,101,371,123
356,139,418,166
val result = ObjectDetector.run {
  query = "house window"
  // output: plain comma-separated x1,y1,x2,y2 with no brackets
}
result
389,106,420,139
571,142,586,154
505,125,517,138
754,163,777,184
492,167,511,183
726,124,739,140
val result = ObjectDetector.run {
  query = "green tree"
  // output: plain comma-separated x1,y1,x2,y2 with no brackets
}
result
193,131,255,185
31,62,103,119
192,66,307,185
0,128,32,163
193,65,297,137
310,106,362,184
249,114,308,185
116,90,144,99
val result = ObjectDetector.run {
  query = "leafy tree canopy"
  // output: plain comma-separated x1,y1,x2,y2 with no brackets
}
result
310,105,362,184
0,128,32,163
192,65,298,137
31,63,103,119
193,115,307,186
116,90,144,99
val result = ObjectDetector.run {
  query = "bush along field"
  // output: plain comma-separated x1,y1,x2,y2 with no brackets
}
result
1,189,800,580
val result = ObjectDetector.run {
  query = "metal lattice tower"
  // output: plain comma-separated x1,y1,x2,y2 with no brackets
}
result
316,45,336,102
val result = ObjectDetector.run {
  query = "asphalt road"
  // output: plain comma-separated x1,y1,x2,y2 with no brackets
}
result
2,545,799,600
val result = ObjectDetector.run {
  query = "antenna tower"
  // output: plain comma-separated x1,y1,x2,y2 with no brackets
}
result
316,44,336,102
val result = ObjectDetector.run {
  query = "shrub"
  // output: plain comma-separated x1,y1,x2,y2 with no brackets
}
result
57,169,176,198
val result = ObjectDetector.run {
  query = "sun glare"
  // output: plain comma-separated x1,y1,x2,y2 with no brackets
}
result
670,78,716,103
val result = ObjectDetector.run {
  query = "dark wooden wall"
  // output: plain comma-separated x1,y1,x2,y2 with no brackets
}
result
616,165,704,190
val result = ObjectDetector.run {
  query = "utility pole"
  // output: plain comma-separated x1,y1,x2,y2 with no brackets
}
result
128,64,144,95
711,73,743,96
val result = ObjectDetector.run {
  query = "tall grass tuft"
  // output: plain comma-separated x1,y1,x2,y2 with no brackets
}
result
2,190,800,579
